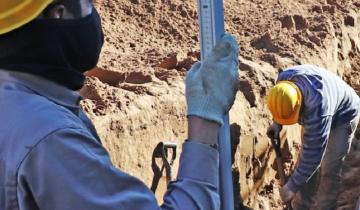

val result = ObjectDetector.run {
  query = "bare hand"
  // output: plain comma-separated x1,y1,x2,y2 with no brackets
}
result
280,184,295,203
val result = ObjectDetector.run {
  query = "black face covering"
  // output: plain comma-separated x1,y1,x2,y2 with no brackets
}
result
0,8,104,90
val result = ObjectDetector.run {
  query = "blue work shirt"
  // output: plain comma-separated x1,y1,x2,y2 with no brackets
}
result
0,69,220,210
277,64,360,192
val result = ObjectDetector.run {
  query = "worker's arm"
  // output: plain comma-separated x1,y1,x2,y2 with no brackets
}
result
286,115,332,192
164,33,239,209
18,127,220,210
188,116,219,145
163,118,220,209
18,34,239,210
277,67,333,193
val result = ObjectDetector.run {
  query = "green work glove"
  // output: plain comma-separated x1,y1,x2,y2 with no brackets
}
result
186,33,239,125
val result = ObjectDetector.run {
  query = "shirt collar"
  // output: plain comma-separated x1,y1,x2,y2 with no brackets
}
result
0,69,82,109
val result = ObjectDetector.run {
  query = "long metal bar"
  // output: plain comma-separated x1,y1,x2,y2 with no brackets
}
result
218,115,234,210
197,1,234,210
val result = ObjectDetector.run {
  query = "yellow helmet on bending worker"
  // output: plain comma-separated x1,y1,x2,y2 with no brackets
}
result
0,0,52,35
267,81,302,125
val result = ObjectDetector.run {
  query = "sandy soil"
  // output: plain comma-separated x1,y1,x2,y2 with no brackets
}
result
80,0,360,209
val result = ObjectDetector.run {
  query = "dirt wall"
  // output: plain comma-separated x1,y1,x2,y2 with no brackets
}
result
81,1,360,209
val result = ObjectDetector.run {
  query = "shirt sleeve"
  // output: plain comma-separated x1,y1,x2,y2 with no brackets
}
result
17,127,220,210
277,67,333,192
287,114,332,192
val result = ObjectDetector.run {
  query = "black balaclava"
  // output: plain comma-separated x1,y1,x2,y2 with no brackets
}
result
0,7,104,90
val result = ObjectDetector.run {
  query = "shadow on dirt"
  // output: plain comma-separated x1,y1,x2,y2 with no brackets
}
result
231,123,254,210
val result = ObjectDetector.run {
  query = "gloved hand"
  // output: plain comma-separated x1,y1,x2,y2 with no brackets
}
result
280,183,295,203
267,122,283,140
186,33,239,125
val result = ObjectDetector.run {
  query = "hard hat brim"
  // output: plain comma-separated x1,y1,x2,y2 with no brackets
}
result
0,0,52,35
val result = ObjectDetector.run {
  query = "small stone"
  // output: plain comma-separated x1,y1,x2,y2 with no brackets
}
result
130,0,140,4
157,55,178,70
344,15,355,27
311,5,323,13
180,10,188,18
322,5,336,14
280,15,295,29
293,15,309,30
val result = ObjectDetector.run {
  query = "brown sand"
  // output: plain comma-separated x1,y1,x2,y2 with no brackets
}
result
80,0,360,209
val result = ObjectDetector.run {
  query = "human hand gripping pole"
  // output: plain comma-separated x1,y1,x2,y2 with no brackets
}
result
194,3,237,209
186,33,238,210
186,34,239,125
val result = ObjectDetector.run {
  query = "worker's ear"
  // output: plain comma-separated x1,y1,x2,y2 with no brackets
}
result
46,5,66,19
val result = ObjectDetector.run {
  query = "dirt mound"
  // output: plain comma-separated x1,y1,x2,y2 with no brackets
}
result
80,0,360,209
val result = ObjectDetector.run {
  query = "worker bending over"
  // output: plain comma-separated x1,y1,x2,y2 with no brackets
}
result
267,64,360,210
0,0,239,209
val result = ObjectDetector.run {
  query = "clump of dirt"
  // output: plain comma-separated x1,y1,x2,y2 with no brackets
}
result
80,0,360,209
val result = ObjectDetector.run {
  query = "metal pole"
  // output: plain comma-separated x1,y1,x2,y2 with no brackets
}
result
219,115,235,210
197,1,234,209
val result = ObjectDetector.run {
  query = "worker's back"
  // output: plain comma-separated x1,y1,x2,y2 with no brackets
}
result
0,69,99,210
276,64,360,195
278,64,360,126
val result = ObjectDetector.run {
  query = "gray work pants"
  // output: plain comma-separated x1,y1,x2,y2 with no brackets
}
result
292,113,360,210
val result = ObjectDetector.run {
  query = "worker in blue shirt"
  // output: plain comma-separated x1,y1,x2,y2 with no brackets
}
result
267,64,360,210
0,0,239,209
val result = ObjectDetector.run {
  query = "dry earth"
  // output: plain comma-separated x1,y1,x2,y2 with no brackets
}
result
80,0,360,209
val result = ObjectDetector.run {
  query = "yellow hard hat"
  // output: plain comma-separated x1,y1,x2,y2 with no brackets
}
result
267,80,302,125
0,0,53,35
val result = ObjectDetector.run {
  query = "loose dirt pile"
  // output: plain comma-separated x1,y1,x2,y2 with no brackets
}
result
81,0,360,209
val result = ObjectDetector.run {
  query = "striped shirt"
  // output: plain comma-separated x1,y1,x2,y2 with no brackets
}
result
277,64,360,192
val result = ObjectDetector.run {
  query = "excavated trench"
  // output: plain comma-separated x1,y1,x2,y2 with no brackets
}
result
81,1,360,209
